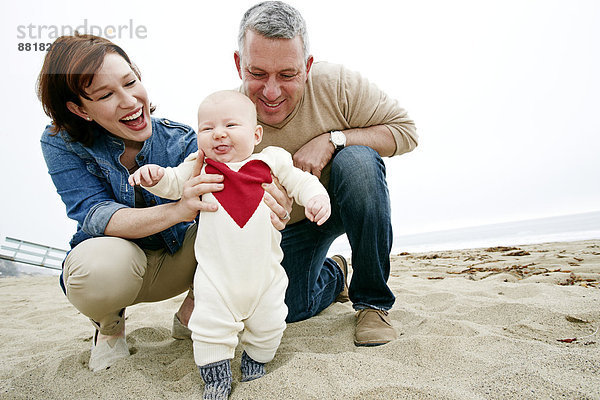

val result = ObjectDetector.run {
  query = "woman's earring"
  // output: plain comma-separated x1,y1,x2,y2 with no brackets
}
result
86,117,92,121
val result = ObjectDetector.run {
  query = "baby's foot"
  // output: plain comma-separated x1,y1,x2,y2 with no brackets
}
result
240,351,265,382
198,360,232,400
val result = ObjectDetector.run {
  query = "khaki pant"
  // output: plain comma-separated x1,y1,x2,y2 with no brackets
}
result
62,225,197,335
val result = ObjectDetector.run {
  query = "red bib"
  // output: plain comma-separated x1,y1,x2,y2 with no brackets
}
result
205,158,273,228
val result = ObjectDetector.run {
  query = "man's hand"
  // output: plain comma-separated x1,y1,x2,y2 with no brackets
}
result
305,194,331,226
262,176,293,230
292,133,335,178
128,164,165,187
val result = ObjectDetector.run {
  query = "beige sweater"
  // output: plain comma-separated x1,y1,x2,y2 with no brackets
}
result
246,61,418,224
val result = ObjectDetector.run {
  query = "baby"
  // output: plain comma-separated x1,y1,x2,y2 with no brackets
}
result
129,90,330,399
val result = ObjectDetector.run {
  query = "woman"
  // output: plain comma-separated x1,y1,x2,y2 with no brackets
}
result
38,34,291,372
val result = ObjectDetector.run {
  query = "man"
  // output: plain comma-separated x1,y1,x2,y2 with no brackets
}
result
234,1,417,346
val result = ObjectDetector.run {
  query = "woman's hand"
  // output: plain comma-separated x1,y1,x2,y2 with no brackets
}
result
175,149,223,221
262,176,293,230
106,151,223,238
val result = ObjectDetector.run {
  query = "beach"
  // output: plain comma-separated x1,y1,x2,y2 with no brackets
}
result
1,239,599,399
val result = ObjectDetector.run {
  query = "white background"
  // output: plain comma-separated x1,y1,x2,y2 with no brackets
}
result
1,0,599,249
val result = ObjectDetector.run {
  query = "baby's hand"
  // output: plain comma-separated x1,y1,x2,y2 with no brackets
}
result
128,164,165,187
305,194,331,226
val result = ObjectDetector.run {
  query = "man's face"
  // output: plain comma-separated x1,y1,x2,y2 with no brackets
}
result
235,30,313,126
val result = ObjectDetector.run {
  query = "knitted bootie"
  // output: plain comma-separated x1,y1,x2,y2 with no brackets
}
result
198,360,232,400
240,351,265,382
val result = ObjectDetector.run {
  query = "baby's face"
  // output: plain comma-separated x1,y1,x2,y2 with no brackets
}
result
197,95,262,163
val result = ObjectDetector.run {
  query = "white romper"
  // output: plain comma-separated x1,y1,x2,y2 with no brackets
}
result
145,146,328,366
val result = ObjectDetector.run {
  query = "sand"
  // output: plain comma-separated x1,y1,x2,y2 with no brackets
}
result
1,239,599,399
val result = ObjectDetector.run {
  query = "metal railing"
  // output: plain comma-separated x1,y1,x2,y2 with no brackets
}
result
0,237,67,271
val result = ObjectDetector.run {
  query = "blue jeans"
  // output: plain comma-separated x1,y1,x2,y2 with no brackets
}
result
281,146,394,322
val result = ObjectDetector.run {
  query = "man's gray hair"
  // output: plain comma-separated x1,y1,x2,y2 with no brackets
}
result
238,1,310,61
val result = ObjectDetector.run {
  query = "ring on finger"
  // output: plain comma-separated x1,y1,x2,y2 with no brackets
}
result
282,211,291,220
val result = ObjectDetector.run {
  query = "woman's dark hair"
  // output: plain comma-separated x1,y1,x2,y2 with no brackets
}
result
37,34,154,146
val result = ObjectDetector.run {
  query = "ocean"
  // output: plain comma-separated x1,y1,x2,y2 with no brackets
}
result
3,210,599,277
329,210,600,255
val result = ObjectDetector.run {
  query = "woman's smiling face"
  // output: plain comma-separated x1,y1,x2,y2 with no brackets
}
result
68,53,152,144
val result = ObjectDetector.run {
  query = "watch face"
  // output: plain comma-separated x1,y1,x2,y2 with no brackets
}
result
331,131,346,146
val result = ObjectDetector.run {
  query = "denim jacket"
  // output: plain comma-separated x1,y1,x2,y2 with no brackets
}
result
41,117,198,252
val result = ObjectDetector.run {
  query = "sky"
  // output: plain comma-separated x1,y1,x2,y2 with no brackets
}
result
1,0,599,250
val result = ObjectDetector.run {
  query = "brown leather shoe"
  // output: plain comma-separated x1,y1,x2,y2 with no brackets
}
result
332,255,350,303
354,309,397,346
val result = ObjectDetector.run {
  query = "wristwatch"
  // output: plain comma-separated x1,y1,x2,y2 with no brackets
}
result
329,130,346,151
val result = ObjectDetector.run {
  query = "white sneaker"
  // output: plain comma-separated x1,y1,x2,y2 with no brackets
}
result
89,332,130,372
